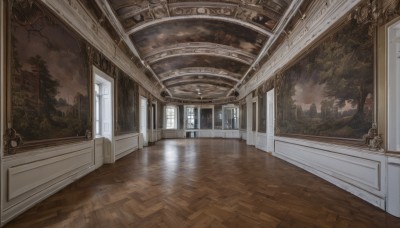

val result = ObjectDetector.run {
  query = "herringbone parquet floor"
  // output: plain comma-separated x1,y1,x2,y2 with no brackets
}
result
5,139,400,227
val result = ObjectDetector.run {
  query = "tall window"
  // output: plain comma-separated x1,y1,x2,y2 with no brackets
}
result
186,107,198,129
186,107,194,129
165,106,177,129
95,83,101,135
224,107,239,130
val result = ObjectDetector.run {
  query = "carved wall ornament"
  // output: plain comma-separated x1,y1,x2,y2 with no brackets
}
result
85,130,92,140
380,0,400,25
369,134,383,150
352,0,379,24
364,123,378,145
4,128,24,155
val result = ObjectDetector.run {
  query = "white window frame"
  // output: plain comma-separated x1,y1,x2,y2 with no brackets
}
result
95,83,102,136
165,105,177,129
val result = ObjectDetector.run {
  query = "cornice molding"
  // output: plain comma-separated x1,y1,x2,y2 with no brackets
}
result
238,0,362,100
159,67,241,81
40,0,164,101
144,42,256,65
126,15,273,36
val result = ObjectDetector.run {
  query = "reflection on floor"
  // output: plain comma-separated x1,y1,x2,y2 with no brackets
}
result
5,139,400,227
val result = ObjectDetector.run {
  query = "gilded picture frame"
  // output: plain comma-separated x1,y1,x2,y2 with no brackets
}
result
5,0,92,154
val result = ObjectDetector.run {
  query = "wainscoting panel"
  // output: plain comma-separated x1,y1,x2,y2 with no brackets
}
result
247,131,256,146
387,156,400,217
2,141,95,224
256,133,268,152
240,130,247,140
94,137,104,168
213,130,225,138
162,130,185,139
156,129,162,141
197,130,213,138
115,133,139,160
225,130,240,138
274,137,386,209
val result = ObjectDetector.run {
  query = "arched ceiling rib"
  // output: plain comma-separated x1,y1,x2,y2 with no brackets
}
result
159,68,240,83
126,16,274,36
96,0,305,103
144,42,256,65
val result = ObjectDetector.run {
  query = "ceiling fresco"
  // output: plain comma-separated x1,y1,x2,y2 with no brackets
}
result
95,0,308,102
130,19,267,55
169,83,230,99
151,55,249,75
108,0,290,32
163,75,237,87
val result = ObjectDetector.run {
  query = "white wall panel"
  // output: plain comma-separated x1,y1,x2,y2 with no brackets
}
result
162,130,185,139
94,137,104,168
156,129,162,141
387,156,400,217
8,148,92,200
2,141,95,224
256,133,268,152
274,137,386,209
240,130,247,140
197,130,213,138
225,130,240,138
115,133,139,160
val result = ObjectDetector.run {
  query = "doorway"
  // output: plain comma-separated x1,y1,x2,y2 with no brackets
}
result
94,67,114,163
140,96,148,146
266,89,275,152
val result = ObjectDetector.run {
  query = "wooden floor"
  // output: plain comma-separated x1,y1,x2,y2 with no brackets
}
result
5,139,400,227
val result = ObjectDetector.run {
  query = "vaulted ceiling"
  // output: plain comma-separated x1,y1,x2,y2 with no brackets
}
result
88,0,311,103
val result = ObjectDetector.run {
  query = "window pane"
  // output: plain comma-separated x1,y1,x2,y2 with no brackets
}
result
165,106,176,129
214,105,222,129
185,107,198,129
224,107,239,130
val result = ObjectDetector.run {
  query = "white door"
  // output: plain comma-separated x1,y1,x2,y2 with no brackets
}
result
266,89,275,152
140,97,148,146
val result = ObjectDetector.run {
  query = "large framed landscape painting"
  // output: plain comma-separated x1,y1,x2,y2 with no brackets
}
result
6,0,91,153
276,18,374,140
115,72,138,135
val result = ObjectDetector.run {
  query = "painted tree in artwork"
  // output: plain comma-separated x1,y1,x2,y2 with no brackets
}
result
28,55,60,123
315,20,373,124
276,18,374,139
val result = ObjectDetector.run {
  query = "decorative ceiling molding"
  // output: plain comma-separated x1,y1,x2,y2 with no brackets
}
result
228,0,304,97
126,15,273,36
238,0,363,100
159,67,241,82
95,0,173,97
164,96,237,105
84,0,306,104
118,2,281,20
41,0,164,101
165,79,236,88
148,52,253,65
144,42,256,65
117,2,282,33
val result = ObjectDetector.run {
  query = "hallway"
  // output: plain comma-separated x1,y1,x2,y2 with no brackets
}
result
5,139,400,227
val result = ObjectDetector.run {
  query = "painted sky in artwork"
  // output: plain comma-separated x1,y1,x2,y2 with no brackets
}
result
292,81,359,113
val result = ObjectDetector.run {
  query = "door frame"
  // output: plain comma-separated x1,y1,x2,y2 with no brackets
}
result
93,66,115,163
140,96,148,146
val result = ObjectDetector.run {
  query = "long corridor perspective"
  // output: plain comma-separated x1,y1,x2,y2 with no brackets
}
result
5,139,400,227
